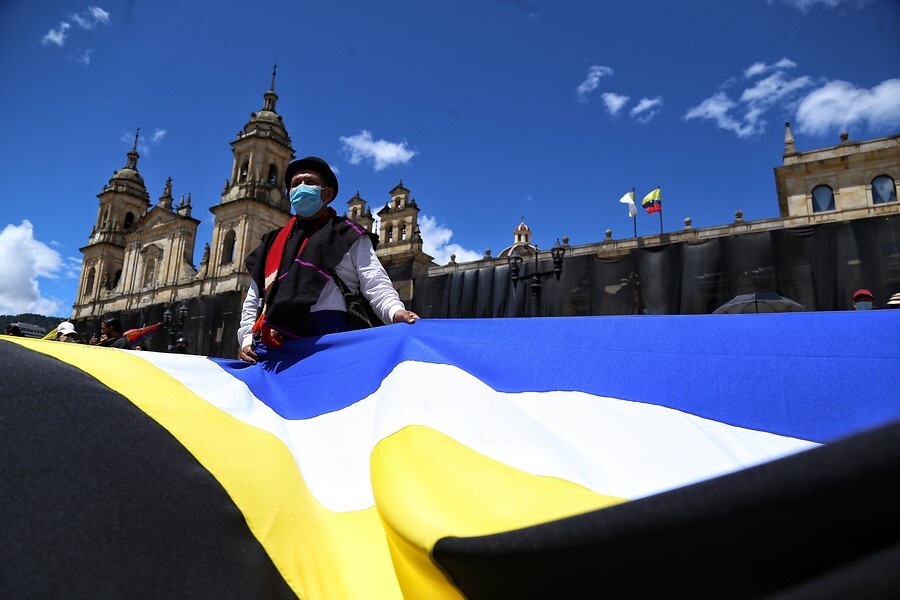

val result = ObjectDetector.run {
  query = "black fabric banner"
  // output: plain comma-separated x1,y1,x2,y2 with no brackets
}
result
433,419,900,600
0,342,297,600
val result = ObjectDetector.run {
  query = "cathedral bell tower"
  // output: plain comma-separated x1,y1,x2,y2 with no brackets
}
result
376,181,424,255
75,130,151,307
206,67,295,294
374,181,434,304
347,191,375,232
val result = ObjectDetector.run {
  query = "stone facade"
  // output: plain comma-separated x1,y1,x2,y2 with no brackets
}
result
775,123,899,220
74,133,201,320
72,73,431,354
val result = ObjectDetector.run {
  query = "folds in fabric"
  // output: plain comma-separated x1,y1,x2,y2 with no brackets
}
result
2,311,899,599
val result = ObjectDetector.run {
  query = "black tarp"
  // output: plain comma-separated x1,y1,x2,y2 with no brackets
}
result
412,216,900,318
73,216,900,357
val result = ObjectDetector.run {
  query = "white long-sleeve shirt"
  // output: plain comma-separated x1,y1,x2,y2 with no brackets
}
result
237,235,405,348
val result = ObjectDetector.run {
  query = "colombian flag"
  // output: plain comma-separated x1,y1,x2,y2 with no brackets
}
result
123,322,162,343
2,312,899,599
642,187,661,214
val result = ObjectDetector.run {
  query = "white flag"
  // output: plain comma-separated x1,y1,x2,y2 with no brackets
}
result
619,191,636,217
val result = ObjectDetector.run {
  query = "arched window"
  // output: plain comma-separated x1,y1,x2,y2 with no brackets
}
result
221,230,236,264
812,185,835,213
394,199,400,209
401,223,407,241
123,212,135,230
85,268,95,298
113,269,122,288
872,175,897,205
386,226,393,244
350,207,358,219
239,161,249,183
267,164,278,186
143,258,156,288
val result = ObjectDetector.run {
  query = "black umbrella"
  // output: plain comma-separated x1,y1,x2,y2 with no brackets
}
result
713,292,805,314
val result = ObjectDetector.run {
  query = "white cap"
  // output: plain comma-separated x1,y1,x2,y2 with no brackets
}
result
58,321,76,335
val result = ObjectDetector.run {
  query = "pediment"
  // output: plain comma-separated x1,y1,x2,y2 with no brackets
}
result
134,206,182,230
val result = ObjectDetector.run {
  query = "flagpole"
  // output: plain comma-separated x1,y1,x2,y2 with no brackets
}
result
632,187,637,238
657,185,663,234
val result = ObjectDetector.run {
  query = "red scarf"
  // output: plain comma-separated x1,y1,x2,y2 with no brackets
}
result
251,210,333,346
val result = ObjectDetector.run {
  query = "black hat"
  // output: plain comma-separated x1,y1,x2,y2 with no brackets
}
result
283,156,339,197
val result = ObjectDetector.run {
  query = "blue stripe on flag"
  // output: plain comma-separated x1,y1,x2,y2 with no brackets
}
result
214,311,900,443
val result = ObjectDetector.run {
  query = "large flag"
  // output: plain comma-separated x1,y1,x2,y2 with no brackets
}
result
123,322,162,343
618,191,636,217
2,312,900,599
642,186,661,214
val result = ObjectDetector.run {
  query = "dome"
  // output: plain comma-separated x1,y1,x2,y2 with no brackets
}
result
110,166,145,186
497,242,537,259
515,221,531,232
247,109,282,126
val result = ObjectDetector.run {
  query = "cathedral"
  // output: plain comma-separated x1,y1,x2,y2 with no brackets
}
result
72,74,433,356
72,72,900,357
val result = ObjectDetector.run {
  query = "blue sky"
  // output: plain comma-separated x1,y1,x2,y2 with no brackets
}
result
1,0,898,317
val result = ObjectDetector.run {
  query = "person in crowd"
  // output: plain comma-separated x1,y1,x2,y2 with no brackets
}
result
174,337,189,354
56,321,79,342
132,344,144,351
851,289,875,311
3,325,23,336
237,156,418,364
886,293,900,309
89,318,132,349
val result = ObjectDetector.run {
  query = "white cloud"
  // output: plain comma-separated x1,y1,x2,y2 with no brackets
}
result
121,127,166,155
0,221,66,315
740,72,812,105
576,65,614,102
684,92,751,136
418,215,482,265
63,255,84,280
339,130,416,171
685,59,812,138
41,22,71,46
70,49,93,66
41,6,109,52
744,58,796,78
601,92,630,117
71,6,110,29
795,78,900,136
121,131,149,155
630,97,663,123
772,0,873,13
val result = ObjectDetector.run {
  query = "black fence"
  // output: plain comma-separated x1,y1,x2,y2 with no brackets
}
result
74,291,242,358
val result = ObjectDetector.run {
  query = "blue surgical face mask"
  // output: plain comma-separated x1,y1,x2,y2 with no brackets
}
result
855,301,873,311
290,184,324,217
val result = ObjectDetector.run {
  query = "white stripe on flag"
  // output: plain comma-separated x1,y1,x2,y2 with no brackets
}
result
136,353,818,512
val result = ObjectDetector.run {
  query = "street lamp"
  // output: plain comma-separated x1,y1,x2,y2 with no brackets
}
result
162,302,189,352
508,239,566,316
178,302,189,330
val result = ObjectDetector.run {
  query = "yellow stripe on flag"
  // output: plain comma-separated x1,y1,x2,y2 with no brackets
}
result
10,338,403,599
371,425,626,598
